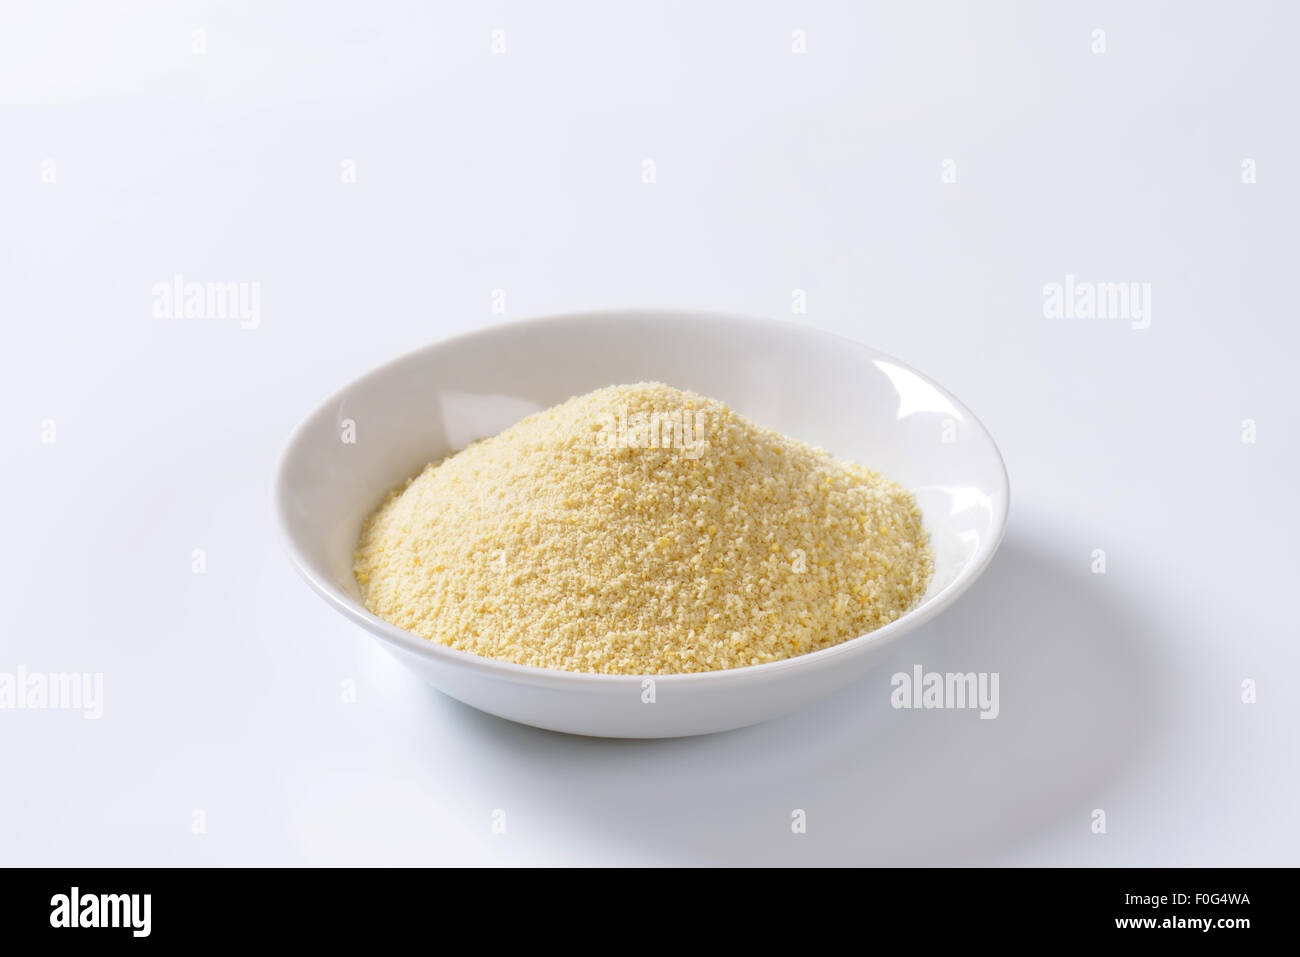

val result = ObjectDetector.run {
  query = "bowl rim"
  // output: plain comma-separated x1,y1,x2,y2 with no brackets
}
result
273,309,1010,688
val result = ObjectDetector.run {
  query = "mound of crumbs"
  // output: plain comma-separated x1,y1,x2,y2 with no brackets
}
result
353,382,933,675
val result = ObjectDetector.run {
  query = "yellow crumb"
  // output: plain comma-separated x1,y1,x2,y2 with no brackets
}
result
353,383,932,675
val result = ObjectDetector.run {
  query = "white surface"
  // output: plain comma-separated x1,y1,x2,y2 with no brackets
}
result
1,0,1296,864
275,313,1009,737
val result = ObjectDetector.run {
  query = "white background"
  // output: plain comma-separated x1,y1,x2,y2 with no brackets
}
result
2,0,1296,866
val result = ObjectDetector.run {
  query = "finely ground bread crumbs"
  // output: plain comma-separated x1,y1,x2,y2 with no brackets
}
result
354,383,933,675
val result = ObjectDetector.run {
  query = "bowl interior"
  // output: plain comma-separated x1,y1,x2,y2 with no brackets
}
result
276,312,1008,649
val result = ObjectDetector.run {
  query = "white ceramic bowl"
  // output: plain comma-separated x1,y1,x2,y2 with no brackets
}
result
275,311,1009,737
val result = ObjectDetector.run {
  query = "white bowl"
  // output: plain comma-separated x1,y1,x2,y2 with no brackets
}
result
274,311,1009,737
